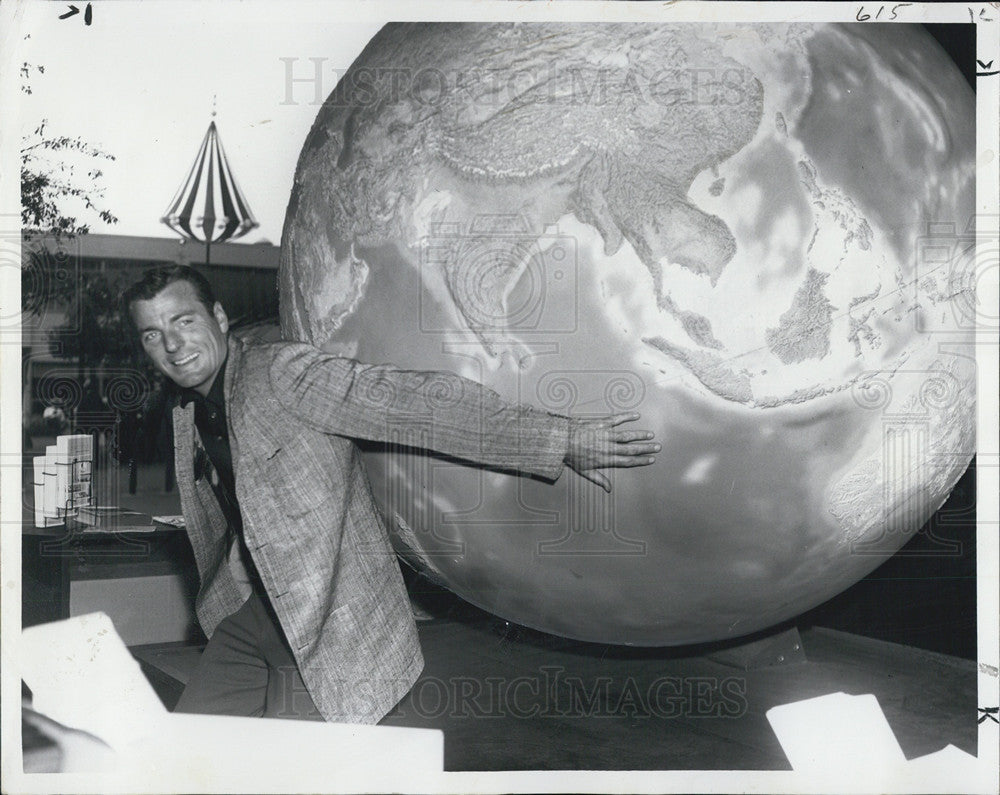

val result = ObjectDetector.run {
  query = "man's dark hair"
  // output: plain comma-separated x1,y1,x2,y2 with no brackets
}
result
120,264,217,337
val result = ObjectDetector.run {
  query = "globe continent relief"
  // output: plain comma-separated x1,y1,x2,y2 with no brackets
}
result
279,23,977,645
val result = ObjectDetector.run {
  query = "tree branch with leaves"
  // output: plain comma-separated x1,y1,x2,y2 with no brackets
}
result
20,52,119,237
21,117,119,236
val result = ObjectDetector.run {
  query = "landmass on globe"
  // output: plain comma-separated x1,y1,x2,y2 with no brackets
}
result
279,22,976,645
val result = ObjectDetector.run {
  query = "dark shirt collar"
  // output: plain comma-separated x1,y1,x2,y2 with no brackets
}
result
179,353,227,409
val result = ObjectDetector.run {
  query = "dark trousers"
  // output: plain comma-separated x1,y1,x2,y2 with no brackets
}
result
173,593,324,721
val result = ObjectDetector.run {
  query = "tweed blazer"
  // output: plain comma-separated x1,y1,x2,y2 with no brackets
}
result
173,334,571,723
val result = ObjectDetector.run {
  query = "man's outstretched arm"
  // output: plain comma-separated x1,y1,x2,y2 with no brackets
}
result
268,342,657,486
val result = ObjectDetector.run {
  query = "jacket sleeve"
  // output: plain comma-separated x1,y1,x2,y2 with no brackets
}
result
267,342,571,481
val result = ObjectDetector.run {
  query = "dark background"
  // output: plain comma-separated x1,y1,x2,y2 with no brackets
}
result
925,23,977,89
800,458,977,659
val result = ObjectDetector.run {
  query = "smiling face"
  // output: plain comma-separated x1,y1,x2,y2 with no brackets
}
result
130,280,229,396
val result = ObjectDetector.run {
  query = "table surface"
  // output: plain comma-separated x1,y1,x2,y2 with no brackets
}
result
133,612,978,772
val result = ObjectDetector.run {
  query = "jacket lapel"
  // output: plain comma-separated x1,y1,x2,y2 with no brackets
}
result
173,400,197,487
225,333,281,462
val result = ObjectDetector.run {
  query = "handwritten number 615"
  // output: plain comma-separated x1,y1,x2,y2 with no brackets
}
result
856,4,911,21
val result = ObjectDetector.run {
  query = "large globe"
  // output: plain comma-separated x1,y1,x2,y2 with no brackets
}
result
279,23,976,645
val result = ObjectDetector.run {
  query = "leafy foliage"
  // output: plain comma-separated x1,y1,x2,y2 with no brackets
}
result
20,49,118,236
21,119,119,236
20,55,120,336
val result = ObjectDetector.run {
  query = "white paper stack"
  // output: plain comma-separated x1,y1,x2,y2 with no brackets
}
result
766,691,906,773
33,457,61,528
55,434,93,517
20,612,166,750
41,445,63,526
767,691,983,790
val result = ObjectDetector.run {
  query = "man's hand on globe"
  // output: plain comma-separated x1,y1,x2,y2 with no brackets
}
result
564,412,659,493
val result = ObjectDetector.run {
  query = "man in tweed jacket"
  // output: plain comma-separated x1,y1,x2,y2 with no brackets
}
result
124,265,658,723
